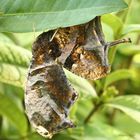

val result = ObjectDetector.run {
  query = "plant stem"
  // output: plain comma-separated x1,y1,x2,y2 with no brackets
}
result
84,102,102,124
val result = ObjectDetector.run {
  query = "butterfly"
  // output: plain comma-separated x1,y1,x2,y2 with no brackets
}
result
25,16,131,138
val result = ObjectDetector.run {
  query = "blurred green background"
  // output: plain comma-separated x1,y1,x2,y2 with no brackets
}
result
0,0,140,140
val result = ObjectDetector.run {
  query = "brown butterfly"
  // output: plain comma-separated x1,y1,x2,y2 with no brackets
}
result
25,16,131,138
45,16,130,80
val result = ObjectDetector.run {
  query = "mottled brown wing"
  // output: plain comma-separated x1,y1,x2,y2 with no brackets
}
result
25,32,78,138
63,18,110,80
65,47,110,80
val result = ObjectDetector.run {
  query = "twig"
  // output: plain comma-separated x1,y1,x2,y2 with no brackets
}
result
84,102,102,124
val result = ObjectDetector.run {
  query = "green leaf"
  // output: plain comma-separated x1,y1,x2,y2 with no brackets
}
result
122,24,140,35
53,134,75,140
102,23,114,41
0,0,127,32
13,32,40,48
118,45,140,56
0,63,26,88
114,112,140,135
56,127,84,140
0,33,15,44
84,122,133,140
64,69,97,97
0,33,32,67
132,54,140,66
0,93,28,135
0,34,30,87
76,98,93,122
104,69,133,89
0,33,30,87
106,95,140,123
25,133,46,140
102,14,123,37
